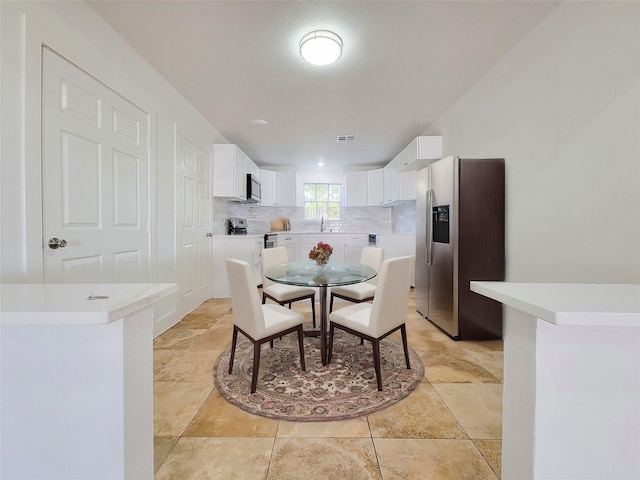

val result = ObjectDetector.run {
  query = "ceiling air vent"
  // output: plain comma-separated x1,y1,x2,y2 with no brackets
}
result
337,135,356,143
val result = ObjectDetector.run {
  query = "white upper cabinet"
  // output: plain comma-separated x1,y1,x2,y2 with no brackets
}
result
367,168,384,206
394,136,442,171
383,163,395,205
345,171,368,207
397,171,417,201
246,158,260,179
345,169,384,207
274,170,297,206
382,136,440,206
213,144,258,201
384,166,417,205
213,137,438,205
260,169,276,206
220,144,244,200
259,169,295,206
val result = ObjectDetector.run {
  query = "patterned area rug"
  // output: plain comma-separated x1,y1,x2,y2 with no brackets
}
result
214,332,424,422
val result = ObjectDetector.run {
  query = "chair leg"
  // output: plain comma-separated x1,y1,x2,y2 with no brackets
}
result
297,325,306,371
228,326,239,374
250,341,261,394
262,293,266,304
400,324,411,369
372,338,383,391
327,323,335,363
329,293,334,313
311,297,316,328
270,340,274,348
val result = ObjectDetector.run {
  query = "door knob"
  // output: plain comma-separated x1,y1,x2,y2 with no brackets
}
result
206,232,213,237
48,238,67,249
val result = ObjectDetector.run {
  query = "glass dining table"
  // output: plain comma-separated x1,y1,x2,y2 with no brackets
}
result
264,261,377,365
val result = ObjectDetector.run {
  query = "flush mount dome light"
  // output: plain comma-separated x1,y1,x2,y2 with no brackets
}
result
299,30,342,66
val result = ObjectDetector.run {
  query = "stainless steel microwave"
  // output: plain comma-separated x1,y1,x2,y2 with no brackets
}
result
246,174,261,203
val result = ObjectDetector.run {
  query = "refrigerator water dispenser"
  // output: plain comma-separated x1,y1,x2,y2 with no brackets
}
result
432,205,450,243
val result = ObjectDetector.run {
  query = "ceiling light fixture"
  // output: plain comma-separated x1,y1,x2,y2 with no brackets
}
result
299,30,343,66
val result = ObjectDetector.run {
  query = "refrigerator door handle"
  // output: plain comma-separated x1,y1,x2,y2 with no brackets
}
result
426,189,433,265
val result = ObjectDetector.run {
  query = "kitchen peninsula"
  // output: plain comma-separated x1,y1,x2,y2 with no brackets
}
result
470,282,640,480
1,283,176,480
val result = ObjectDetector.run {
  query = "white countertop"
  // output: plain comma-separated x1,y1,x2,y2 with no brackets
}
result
266,231,414,235
212,234,264,238
470,282,640,327
267,231,366,235
0,283,177,325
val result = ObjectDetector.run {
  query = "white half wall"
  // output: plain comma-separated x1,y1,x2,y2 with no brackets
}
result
425,2,640,284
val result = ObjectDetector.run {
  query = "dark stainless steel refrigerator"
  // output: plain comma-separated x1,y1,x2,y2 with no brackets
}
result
415,156,505,340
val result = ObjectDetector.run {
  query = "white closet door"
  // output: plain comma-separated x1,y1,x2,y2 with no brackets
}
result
178,131,212,312
42,48,150,283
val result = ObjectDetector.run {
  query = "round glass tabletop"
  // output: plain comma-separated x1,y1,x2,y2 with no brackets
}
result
264,261,376,288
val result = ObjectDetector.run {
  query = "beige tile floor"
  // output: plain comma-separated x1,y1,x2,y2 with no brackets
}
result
153,290,503,479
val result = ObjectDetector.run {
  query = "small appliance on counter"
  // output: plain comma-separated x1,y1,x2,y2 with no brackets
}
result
227,217,248,235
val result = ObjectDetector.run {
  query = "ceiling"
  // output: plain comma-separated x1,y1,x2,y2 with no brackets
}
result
89,1,558,173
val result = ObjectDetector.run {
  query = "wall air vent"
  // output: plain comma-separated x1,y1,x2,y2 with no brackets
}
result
337,135,356,143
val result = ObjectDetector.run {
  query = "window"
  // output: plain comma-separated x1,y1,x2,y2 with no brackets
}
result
304,183,341,220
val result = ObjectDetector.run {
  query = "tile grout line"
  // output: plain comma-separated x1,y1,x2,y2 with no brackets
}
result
428,380,501,477
366,416,385,479
469,438,501,480
152,307,227,474
263,421,280,480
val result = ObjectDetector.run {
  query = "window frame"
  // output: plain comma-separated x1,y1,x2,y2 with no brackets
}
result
303,182,342,221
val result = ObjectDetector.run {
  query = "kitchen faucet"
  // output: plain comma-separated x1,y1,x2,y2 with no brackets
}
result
320,217,325,232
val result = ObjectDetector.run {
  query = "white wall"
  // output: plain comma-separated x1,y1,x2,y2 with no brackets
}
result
425,2,640,284
0,1,227,332
3,1,637,314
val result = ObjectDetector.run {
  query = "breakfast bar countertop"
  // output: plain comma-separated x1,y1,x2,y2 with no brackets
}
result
470,281,640,480
0,283,177,326
470,282,640,327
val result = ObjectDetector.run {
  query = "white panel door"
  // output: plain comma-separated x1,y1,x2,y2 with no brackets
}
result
42,49,150,283
178,131,211,312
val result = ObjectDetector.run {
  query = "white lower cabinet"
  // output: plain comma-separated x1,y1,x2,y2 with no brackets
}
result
344,233,368,263
300,234,344,262
275,233,347,263
212,236,263,297
270,234,414,271
379,234,416,285
275,233,299,262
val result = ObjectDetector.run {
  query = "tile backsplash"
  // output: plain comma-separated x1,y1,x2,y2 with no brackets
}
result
212,198,416,235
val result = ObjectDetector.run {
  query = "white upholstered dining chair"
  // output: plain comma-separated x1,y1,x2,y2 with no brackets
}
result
226,258,306,393
327,255,415,391
261,246,317,327
329,247,384,312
